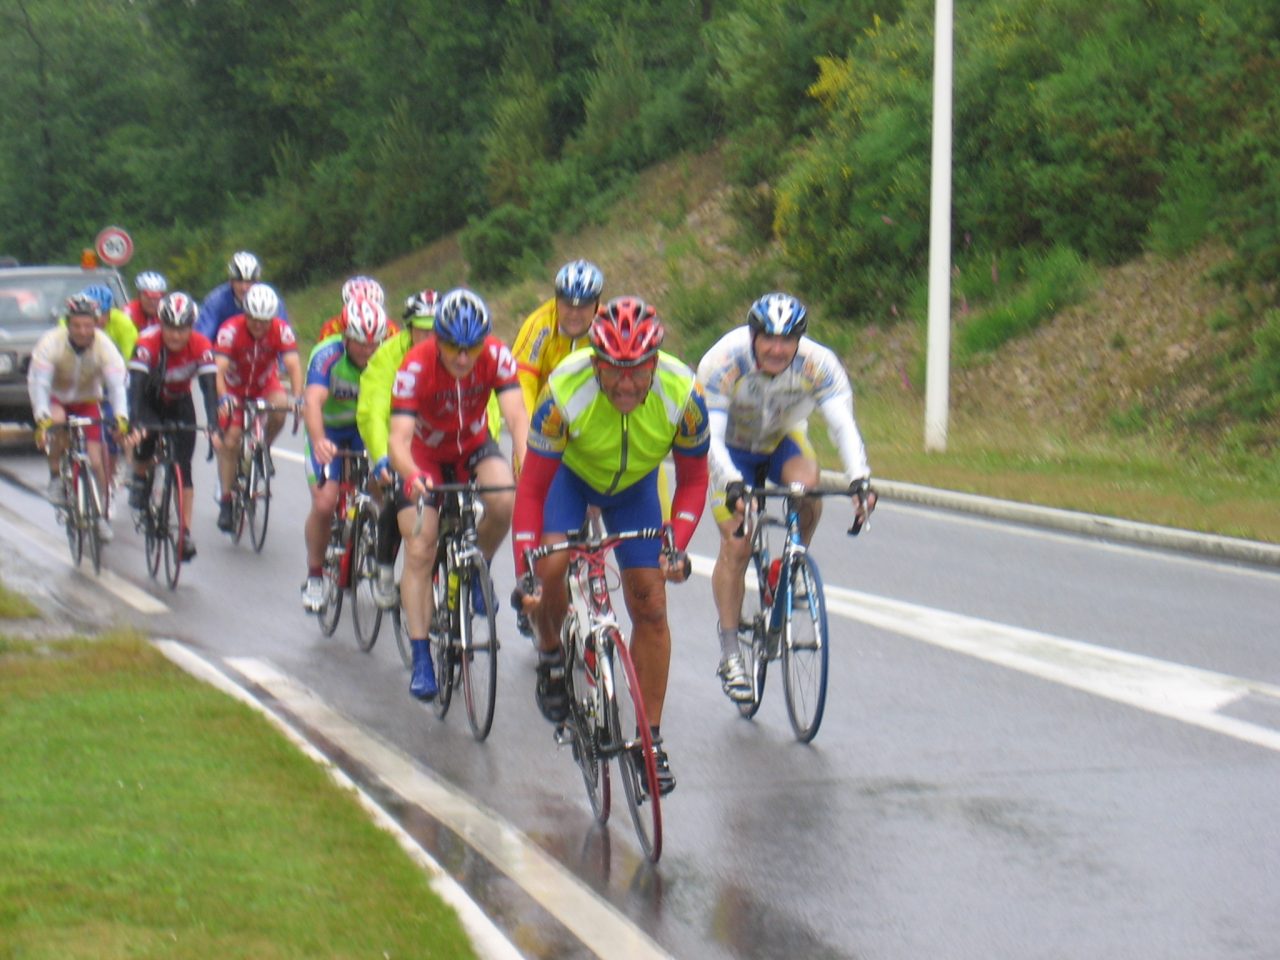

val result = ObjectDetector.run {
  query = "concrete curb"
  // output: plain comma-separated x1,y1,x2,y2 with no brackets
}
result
858,475,1280,569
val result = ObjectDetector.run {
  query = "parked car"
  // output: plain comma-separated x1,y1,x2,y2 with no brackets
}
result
0,264,129,423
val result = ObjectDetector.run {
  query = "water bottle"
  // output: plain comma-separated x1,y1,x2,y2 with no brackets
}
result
765,557,782,606
447,568,459,610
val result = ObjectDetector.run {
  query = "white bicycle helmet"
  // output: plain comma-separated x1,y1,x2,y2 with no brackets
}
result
343,296,389,344
228,251,262,282
243,283,280,321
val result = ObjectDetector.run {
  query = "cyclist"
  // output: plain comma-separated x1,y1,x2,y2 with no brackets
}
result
125,271,168,332
213,282,304,533
317,275,390,341
388,288,528,702
355,289,438,609
510,260,603,413
511,296,710,796
28,293,130,542
696,292,875,703
300,295,390,612
196,251,289,342
125,292,219,561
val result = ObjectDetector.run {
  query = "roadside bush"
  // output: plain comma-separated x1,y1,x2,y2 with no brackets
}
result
460,204,551,285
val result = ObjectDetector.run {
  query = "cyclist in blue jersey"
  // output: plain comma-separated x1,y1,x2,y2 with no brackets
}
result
300,296,389,612
196,251,289,342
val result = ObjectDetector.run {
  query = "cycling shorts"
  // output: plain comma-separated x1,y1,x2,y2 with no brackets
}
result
543,464,663,570
305,425,365,486
711,430,815,523
394,437,503,512
52,400,104,444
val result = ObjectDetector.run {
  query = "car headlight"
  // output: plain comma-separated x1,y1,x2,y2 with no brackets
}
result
0,352,16,376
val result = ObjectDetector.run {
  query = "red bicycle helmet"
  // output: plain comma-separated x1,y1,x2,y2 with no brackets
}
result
590,296,664,366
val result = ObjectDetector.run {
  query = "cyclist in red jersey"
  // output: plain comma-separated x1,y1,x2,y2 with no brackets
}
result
126,292,219,560
388,288,529,701
125,271,167,332
213,282,303,533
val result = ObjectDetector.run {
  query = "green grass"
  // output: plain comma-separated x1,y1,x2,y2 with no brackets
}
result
0,632,477,960
0,581,39,619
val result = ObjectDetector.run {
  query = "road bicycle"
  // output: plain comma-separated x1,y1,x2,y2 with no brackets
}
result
46,416,109,574
131,422,195,590
732,481,869,743
411,483,510,741
520,524,681,863
226,398,295,552
314,450,386,650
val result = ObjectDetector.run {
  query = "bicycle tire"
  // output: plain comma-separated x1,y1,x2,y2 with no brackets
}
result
248,446,271,552
565,623,609,824
349,502,383,652
459,554,499,741
62,462,83,566
390,548,412,669
431,560,456,718
82,467,103,575
229,467,246,545
141,470,162,579
160,463,184,590
607,631,662,862
737,552,770,720
782,552,830,743
317,517,347,636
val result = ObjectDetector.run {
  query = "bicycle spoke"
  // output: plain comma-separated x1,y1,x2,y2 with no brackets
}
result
782,553,830,743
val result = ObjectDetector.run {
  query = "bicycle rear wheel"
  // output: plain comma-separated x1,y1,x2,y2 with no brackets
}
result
431,561,456,718
160,464,184,590
349,502,383,652
248,447,271,552
459,555,499,741
606,631,662,862
782,552,830,743
737,553,770,719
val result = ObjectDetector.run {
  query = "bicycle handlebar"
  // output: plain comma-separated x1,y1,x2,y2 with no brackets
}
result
731,481,874,538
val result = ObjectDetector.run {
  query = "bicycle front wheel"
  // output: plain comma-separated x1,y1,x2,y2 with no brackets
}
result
143,472,162,579
606,631,662,863
82,469,103,575
160,464,184,589
248,447,271,552
431,562,456,719
737,553,770,720
63,464,83,565
782,552,830,743
566,625,609,824
390,548,412,669
349,502,383,652
317,525,346,637
459,555,499,741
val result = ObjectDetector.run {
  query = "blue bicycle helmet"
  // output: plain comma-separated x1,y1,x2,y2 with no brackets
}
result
82,283,114,314
434,288,491,348
554,259,604,306
746,292,807,338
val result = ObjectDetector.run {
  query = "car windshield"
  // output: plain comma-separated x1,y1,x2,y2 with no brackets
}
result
0,272,123,331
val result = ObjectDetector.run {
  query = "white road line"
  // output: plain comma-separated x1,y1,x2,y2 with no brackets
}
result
226,656,674,960
271,446,305,464
154,643,523,960
0,499,169,615
688,554,1280,753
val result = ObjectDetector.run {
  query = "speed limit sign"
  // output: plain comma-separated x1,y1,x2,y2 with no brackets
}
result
95,226,134,267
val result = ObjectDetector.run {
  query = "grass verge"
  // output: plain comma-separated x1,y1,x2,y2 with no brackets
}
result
0,631,477,960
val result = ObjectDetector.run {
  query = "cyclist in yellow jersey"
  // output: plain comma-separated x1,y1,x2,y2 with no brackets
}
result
512,296,710,796
510,260,603,412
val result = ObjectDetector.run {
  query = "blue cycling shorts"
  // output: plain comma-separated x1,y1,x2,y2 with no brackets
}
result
305,425,364,485
542,464,662,569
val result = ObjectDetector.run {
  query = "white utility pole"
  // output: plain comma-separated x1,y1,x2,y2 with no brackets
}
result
925,0,954,452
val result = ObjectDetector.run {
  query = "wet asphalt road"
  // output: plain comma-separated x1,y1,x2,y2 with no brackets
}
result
2,431,1278,960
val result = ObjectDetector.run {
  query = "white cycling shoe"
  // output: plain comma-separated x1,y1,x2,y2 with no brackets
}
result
717,654,754,703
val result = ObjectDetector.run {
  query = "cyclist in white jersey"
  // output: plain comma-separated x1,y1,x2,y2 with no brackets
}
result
696,292,875,702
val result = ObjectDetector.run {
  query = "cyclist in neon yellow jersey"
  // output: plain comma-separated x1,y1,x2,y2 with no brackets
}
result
512,296,710,797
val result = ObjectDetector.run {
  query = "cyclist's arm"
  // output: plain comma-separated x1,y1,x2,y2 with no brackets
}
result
303,384,331,453
108,309,137,364
496,384,528,473
27,333,57,421
281,349,303,398
355,337,404,462
100,337,129,421
511,448,559,576
668,385,712,550
816,393,870,485
197,371,218,428
387,411,418,486
510,300,554,414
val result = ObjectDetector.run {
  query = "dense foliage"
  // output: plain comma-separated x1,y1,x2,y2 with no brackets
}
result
1,0,1277,424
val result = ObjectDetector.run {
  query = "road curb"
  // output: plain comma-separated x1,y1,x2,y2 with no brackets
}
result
859,475,1280,569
